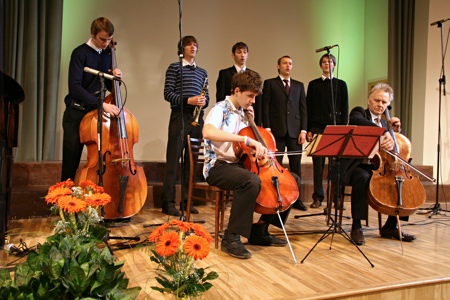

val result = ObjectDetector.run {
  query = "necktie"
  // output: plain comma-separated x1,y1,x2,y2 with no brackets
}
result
283,79,290,94
374,116,381,126
239,68,245,73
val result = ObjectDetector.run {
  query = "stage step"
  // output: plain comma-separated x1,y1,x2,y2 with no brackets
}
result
7,161,439,219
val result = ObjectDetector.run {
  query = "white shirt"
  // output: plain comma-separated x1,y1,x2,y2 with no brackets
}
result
203,97,248,178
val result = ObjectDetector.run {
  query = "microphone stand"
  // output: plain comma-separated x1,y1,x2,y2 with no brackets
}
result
418,20,449,217
95,77,140,254
178,0,187,222
143,0,204,228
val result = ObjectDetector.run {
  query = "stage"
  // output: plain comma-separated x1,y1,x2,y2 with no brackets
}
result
1,200,449,299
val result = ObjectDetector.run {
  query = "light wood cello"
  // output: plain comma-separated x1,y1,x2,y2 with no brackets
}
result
77,40,147,219
368,108,426,218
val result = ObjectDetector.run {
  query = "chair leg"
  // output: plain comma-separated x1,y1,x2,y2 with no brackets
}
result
377,212,382,235
214,192,222,249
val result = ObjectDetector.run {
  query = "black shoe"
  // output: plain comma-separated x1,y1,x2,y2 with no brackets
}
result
381,226,416,242
310,200,322,208
181,205,199,214
162,205,181,216
350,228,365,245
292,200,308,211
248,223,287,247
221,231,251,259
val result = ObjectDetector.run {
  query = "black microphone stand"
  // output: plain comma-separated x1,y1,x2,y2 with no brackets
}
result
143,0,204,228
418,20,449,217
177,0,187,222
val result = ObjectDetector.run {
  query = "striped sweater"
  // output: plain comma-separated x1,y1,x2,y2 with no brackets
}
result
163,62,209,111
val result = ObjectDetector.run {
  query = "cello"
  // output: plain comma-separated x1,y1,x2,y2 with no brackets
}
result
368,108,425,218
234,110,299,215
77,40,147,219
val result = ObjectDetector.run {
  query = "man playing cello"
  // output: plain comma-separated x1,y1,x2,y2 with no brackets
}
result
338,83,416,245
202,70,303,259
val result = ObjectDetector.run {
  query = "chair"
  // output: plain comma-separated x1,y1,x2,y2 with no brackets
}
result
327,183,382,233
185,135,231,249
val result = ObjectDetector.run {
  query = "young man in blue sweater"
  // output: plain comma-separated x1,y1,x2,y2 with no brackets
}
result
161,36,209,216
61,17,122,182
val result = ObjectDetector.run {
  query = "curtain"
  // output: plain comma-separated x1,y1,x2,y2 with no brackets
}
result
2,0,63,161
388,0,415,136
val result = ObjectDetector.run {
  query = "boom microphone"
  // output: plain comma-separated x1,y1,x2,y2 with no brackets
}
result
315,44,338,53
430,18,449,26
83,67,120,81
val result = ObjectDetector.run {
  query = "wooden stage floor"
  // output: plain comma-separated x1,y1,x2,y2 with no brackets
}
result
2,202,450,299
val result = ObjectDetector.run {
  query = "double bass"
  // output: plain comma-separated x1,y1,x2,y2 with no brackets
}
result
77,40,147,219
368,109,425,218
234,111,298,215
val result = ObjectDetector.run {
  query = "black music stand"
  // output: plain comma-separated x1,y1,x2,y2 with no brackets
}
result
301,125,385,267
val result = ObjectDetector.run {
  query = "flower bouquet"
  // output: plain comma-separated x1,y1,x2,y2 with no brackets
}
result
0,179,141,299
149,220,219,299
45,179,111,238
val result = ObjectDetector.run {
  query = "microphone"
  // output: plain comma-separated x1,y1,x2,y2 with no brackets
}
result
5,243,22,254
315,44,338,53
430,18,449,26
83,67,120,81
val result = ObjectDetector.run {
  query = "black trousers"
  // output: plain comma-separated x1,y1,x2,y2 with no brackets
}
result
310,127,326,202
274,133,302,178
61,106,89,181
349,164,408,225
161,109,203,208
206,160,297,238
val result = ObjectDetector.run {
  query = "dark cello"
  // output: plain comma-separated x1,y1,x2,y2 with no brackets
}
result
77,40,147,219
234,111,299,215
368,108,425,218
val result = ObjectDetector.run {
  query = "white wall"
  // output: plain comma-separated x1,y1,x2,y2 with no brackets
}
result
420,0,450,182
52,0,373,166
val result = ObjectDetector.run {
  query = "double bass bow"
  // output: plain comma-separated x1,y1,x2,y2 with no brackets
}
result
368,108,427,218
77,40,147,220
234,110,299,215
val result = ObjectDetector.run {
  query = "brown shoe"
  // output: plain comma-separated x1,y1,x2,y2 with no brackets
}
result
350,228,365,245
310,200,322,208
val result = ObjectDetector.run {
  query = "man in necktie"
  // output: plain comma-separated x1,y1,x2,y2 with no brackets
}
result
262,55,308,211
337,83,415,245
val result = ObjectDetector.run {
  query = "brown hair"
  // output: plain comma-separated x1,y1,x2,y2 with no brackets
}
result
90,17,114,36
231,70,262,94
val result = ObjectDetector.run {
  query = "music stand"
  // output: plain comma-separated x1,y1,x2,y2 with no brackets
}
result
301,125,385,267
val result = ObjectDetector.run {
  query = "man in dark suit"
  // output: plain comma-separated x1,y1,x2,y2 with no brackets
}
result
216,42,262,125
340,83,416,245
262,55,308,211
306,53,348,209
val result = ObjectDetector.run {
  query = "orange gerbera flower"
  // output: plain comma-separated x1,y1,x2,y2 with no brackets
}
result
78,180,97,191
148,223,170,242
155,231,180,257
184,235,210,260
45,187,72,204
58,195,87,213
170,220,191,232
191,223,214,243
94,185,104,193
85,193,111,206
48,179,75,193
